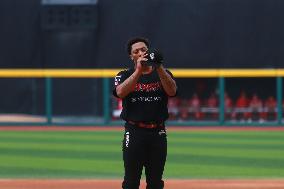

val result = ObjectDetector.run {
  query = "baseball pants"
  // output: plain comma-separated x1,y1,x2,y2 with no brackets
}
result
122,123,167,189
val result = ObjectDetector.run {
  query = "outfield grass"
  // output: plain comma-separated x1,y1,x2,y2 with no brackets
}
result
0,129,284,179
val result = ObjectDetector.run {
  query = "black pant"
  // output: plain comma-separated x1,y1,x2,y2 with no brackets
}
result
122,123,167,189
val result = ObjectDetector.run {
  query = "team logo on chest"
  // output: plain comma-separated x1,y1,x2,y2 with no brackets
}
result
135,82,162,92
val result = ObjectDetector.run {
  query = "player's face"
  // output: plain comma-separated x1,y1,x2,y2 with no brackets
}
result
130,42,148,63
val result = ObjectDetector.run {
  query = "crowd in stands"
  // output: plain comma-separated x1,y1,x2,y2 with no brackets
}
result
168,91,280,122
112,91,282,123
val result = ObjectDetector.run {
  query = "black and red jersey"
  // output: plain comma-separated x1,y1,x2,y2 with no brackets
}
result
113,68,176,122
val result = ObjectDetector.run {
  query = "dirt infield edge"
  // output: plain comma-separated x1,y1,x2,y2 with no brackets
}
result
1,179,284,189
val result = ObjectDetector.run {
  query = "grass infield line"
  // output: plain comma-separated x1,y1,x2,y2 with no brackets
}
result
1,126,284,131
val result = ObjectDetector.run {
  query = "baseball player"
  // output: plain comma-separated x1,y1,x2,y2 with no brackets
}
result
113,37,177,189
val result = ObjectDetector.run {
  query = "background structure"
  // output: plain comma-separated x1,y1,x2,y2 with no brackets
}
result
0,0,283,126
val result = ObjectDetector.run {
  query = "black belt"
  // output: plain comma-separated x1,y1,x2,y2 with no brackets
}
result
127,120,164,129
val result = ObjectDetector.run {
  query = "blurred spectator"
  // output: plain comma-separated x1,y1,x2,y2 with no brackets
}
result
207,92,218,107
264,96,277,121
188,93,202,120
179,98,189,120
205,92,218,120
168,97,180,120
234,91,249,121
224,92,233,120
248,93,263,122
112,98,122,120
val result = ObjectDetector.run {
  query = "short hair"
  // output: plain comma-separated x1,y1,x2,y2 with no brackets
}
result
126,37,150,55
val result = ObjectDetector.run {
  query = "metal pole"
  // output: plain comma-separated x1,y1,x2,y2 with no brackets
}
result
219,77,225,125
277,77,283,125
46,78,52,125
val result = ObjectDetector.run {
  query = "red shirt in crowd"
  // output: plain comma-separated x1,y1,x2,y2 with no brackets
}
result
236,92,249,107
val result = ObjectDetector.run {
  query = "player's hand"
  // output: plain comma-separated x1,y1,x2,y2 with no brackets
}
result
136,54,148,72
145,49,164,68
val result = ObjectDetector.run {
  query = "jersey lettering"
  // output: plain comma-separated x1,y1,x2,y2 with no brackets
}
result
131,96,162,102
125,132,130,147
135,82,162,92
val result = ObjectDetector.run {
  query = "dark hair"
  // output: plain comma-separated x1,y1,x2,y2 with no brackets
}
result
126,37,149,55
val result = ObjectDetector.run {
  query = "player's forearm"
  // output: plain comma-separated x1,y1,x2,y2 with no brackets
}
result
116,70,142,98
156,65,177,96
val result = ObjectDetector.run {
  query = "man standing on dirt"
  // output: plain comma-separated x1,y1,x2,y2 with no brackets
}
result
113,37,177,189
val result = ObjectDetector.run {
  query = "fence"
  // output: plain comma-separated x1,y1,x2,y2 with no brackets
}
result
0,69,283,126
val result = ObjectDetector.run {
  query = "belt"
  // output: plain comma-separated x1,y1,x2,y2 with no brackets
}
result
127,120,164,129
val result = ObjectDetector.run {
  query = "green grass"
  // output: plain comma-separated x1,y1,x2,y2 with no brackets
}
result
0,129,284,178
